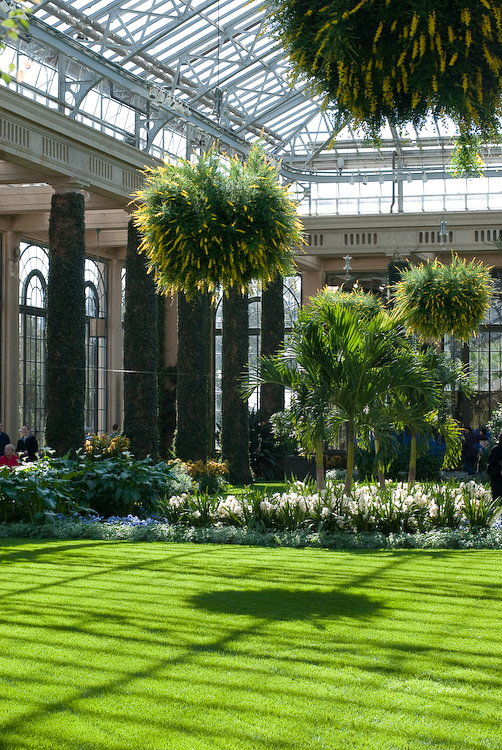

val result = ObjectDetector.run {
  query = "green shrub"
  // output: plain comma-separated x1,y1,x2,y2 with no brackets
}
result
78,456,173,516
356,434,445,481
0,455,176,522
249,410,284,480
186,459,229,494
0,457,87,523
84,433,131,460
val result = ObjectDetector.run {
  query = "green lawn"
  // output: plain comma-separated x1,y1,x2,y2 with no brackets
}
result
0,541,501,750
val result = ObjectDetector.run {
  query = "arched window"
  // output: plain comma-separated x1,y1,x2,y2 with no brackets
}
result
18,243,48,439
18,247,109,440
85,259,107,434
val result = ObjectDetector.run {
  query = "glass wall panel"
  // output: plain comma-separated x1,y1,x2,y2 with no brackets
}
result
85,258,107,434
18,243,48,441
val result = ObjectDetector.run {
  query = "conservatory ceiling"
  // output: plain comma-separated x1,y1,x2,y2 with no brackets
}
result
3,0,502,184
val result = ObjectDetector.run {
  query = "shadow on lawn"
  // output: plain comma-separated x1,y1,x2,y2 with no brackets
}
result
191,587,382,622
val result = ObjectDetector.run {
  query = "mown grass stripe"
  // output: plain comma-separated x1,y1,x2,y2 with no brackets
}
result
0,542,501,750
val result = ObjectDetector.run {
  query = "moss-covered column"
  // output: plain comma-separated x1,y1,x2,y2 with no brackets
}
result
174,292,211,461
260,274,285,421
46,189,86,455
221,286,252,484
123,220,159,459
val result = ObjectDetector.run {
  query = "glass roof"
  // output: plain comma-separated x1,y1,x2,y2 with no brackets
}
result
2,0,502,192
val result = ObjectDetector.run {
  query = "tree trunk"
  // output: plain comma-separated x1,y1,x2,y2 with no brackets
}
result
221,286,252,485
374,434,386,489
123,220,159,459
174,292,211,461
344,423,355,497
46,191,86,456
408,428,417,486
260,274,285,421
314,436,325,491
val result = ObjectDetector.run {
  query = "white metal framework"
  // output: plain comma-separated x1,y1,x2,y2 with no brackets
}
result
2,2,502,183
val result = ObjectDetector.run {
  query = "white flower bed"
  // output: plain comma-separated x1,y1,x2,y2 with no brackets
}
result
160,479,500,534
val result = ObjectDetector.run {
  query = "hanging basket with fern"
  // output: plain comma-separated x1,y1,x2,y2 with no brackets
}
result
133,145,303,297
267,0,502,140
393,254,494,341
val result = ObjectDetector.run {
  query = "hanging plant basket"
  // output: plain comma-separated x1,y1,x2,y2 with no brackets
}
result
133,144,303,297
393,254,494,341
267,0,502,139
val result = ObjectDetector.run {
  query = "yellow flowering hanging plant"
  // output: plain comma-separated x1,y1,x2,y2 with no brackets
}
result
393,254,494,341
132,144,304,297
266,0,502,143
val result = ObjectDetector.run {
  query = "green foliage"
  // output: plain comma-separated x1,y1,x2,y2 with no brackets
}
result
387,258,411,288
394,254,494,341
424,481,464,529
249,410,284,480
163,459,195,497
0,455,175,523
123,220,159,460
270,410,300,455
247,302,440,494
266,0,502,141
77,456,171,516
0,0,32,83
46,192,86,456
487,402,502,447
306,286,384,321
186,458,229,494
84,433,130,460
356,435,446,482
449,132,485,177
463,487,502,526
133,144,303,297
0,457,87,523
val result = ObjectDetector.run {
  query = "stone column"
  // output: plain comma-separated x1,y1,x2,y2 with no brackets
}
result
221,286,252,484
123,219,158,459
260,274,285,421
1,231,22,439
46,179,87,455
107,257,124,431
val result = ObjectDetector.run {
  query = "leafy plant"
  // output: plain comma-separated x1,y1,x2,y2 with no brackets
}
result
307,286,384,321
0,457,87,523
461,482,502,527
422,482,464,530
84,433,131,460
133,144,303,297
0,0,35,83
269,410,300,455
249,410,284,480
185,458,229,494
449,132,485,177
266,0,502,143
79,456,173,516
394,254,494,341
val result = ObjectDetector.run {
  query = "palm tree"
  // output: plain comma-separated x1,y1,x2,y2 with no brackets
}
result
399,349,470,484
247,305,438,495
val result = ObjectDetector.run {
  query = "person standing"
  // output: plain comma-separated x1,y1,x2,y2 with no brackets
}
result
486,431,502,502
16,425,38,462
0,423,10,456
462,427,480,475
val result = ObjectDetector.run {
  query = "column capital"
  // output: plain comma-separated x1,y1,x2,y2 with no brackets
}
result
49,177,90,194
